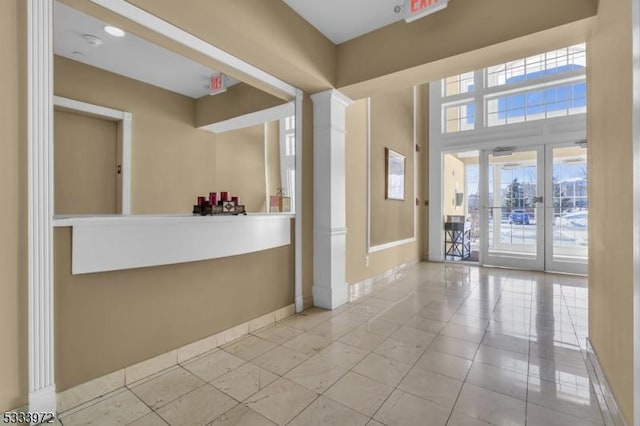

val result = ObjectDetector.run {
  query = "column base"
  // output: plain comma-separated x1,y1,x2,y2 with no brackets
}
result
312,283,348,310
29,385,57,420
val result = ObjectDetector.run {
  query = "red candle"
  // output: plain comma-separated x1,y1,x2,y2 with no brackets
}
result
209,192,217,205
220,191,229,202
197,196,205,206
231,196,239,206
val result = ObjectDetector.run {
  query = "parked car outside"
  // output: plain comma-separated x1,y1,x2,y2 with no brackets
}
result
509,209,530,225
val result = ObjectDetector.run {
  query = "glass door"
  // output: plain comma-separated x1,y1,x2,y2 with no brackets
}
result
481,146,545,270
544,144,588,274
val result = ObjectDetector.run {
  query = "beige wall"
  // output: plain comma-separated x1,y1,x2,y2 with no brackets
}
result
346,86,426,285
587,0,634,422
370,87,415,247
443,154,466,218
55,56,218,214
345,100,369,283
214,120,282,212
54,110,118,214
0,0,27,412
54,227,293,390
196,83,286,128
215,124,268,212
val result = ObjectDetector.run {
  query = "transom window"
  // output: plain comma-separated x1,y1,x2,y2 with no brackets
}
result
438,43,586,134
443,71,474,97
444,102,475,133
487,45,586,87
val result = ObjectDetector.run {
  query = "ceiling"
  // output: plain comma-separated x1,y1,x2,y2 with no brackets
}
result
54,1,232,99
282,0,406,44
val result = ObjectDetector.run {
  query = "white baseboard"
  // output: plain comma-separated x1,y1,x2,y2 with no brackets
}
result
348,259,419,298
585,338,628,426
55,303,296,414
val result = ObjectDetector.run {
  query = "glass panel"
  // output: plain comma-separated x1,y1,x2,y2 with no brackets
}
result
488,150,538,257
443,71,475,97
486,80,586,127
285,133,295,156
552,146,588,260
279,115,296,202
486,44,586,87
442,151,479,262
443,102,475,133
464,158,481,258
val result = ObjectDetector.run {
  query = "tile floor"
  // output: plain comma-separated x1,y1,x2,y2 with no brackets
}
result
57,262,603,426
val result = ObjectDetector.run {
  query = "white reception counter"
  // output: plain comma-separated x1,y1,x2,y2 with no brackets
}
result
53,213,294,275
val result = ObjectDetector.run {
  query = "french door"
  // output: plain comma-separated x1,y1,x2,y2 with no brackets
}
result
479,144,587,273
481,146,545,270
544,144,588,274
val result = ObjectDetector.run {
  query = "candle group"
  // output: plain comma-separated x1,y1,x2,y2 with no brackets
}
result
196,192,239,206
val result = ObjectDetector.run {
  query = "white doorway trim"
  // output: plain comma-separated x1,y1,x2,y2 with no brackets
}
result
53,96,132,215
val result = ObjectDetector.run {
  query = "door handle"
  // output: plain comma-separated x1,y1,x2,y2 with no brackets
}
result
533,196,544,203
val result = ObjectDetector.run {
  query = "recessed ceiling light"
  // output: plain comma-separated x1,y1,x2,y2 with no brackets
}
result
83,34,103,46
104,25,125,37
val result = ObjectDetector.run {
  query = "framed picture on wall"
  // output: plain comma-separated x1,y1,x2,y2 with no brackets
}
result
385,147,406,200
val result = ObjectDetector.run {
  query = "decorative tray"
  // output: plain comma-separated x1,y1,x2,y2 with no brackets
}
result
193,202,246,216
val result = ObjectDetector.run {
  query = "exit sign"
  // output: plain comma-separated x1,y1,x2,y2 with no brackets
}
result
405,0,448,23
209,73,227,95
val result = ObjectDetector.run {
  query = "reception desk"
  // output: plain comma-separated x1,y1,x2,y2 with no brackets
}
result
52,214,295,391
53,213,294,274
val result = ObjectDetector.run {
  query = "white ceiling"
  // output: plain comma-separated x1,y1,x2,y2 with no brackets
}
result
282,0,406,44
54,1,229,99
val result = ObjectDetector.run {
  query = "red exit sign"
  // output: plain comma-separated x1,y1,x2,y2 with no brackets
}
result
209,73,227,95
405,0,448,22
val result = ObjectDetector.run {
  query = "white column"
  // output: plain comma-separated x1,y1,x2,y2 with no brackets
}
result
310,90,353,310
28,0,56,415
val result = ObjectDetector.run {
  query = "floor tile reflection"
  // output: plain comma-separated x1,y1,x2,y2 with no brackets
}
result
57,262,603,426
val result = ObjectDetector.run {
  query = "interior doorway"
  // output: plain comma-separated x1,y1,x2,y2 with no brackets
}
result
54,109,119,215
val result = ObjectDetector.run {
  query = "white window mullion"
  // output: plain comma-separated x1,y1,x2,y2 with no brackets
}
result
474,69,485,129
